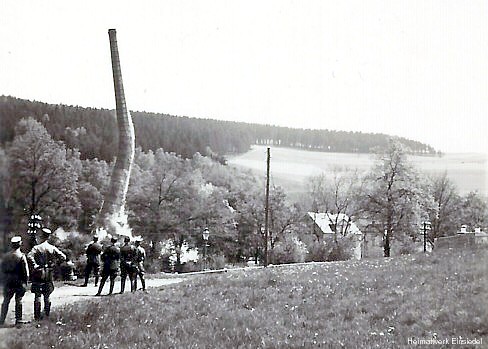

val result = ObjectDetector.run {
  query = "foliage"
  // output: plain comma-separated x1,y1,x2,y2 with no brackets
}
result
0,96,436,162
8,248,488,348
0,147,8,252
427,172,460,243
78,159,111,232
308,169,364,243
50,232,92,277
269,235,308,264
459,191,488,231
127,148,240,270
309,169,363,215
205,254,228,270
4,117,81,233
304,239,330,262
0,100,484,273
360,139,432,257
326,240,353,261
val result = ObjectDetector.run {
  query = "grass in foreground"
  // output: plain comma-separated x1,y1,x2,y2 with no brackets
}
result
7,248,488,348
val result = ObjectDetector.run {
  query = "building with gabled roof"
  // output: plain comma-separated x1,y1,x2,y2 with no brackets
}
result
307,212,363,259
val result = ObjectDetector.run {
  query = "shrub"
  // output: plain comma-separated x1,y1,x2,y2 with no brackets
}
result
51,231,92,278
175,255,228,273
305,240,330,262
394,237,419,256
180,261,201,273
207,254,227,270
327,243,351,262
270,235,308,265
52,231,91,261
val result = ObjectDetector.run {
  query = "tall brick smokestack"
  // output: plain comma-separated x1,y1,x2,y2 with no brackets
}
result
98,29,135,236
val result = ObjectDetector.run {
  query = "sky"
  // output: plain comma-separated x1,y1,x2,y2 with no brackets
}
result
1,0,487,153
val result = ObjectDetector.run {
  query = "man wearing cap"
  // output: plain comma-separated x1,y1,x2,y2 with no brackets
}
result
0,236,29,326
27,228,66,321
119,236,136,293
96,236,120,296
134,237,146,291
82,234,103,287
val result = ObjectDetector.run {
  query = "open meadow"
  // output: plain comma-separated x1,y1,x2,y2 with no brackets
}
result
227,146,487,196
6,247,488,348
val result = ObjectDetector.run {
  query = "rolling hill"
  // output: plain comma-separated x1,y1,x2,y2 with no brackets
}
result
227,146,487,195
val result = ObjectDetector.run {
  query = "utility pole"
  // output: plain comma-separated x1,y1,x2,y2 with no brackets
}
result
422,221,431,253
423,222,426,253
264,147,270,267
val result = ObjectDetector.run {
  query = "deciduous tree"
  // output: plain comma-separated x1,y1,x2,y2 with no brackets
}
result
308,168,364,243
361,139,427,257
78,158,111,232
427,172,460,244
459,191,488,231
6,117,81,233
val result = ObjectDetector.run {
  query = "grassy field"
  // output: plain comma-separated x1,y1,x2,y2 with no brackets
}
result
227,146,487,196
7,247,488,348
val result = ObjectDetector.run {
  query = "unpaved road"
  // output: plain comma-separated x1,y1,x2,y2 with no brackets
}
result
0,276,183,347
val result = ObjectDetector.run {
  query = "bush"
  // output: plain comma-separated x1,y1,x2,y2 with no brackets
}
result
394,237,419,256
180,261,201,273
175,255,228,273
52,231,91,260
327,243,351,262
51,231,92,278
305,240,330,262
270,236,308,265
327,237,353,262
207,254,227,270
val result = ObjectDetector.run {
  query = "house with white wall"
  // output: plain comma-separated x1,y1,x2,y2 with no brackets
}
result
307,212,363,259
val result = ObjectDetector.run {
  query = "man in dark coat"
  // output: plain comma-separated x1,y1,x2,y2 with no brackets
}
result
119,236,136,293
0,236,29,326
82,234,102,287
96,236,120,296
134,237,146,291
27,228,66,321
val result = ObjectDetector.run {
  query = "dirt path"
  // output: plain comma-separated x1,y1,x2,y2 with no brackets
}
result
0,276,183,347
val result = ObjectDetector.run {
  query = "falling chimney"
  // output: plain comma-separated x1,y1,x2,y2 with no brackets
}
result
97,29,135,237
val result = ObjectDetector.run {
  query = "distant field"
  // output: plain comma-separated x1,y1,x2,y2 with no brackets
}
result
227,146,487,196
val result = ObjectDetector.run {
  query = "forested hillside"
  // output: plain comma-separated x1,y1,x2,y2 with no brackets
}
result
0,96,436,161
0,116,486,271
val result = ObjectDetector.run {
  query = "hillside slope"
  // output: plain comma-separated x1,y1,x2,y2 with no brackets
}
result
8,248,488,348
228,145,487,195
0,95,436,161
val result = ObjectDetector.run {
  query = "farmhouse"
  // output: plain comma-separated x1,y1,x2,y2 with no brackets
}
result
307,212,363,260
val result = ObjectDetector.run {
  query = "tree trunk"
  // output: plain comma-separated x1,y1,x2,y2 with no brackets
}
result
383,230,390,257
384,217,392,257
175,237,183,273
98,29,135,236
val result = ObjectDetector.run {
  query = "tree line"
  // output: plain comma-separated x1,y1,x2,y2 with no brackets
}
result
308,143,487,257
0,96,437,164
1,116,485,272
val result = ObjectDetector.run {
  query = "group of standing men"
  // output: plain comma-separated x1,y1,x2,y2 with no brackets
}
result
83,235,146,296
0,224,146,327
1,227,66,326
